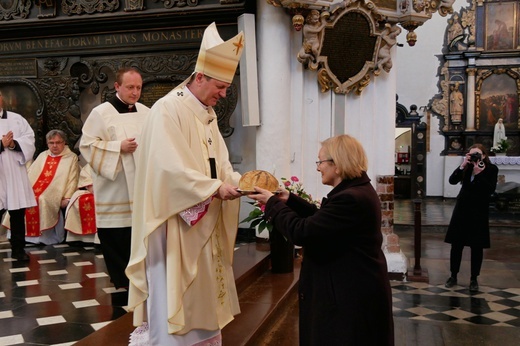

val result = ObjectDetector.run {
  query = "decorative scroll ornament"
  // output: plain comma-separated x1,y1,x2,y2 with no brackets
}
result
154,0,198,8
124,0,144,11
0,0,31,20
431,62,449,131
62,0,120,15
269,0,456,94
36,0,57,18
296,3,400,95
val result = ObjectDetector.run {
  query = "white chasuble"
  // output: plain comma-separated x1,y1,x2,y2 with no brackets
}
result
126,81,241,341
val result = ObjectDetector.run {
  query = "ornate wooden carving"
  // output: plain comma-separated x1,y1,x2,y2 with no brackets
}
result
0,0,31,20
0,79,45,155
70,53,238,138
39,57,69,76
34,77,83,151
124,0,144,11
154,0,198,8
36,0,57,18
62,0,120,15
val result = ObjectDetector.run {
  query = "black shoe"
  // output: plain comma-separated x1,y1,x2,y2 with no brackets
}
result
469,279,479,292
445,277,457,288
11,251,30,261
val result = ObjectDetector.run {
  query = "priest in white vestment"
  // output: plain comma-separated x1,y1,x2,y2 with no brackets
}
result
3,130,79,245
80,67,150,292
126,23,245,346
0,90,36,261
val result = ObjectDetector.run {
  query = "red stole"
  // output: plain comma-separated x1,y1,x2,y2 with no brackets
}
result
78,193,97,234
25,155,62,236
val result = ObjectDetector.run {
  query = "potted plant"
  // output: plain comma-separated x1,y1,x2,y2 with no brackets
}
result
491,138,510,156
240,176,319,273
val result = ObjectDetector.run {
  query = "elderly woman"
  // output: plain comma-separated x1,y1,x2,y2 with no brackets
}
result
248,134,394,346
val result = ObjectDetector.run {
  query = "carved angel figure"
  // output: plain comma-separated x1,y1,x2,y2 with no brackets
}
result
447,13,463,44
375,23,401,74
297,10,329,67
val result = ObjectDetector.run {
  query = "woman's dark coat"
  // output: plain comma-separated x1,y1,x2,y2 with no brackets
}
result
264,172,394,346
445,163,498,248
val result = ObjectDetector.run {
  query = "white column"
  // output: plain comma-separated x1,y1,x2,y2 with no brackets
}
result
466,67,476,131
255,1,292,174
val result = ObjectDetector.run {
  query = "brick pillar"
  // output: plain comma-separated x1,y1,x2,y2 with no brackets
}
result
377,175,407,279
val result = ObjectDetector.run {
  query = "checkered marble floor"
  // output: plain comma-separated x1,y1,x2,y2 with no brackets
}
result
0,240,127,346
392,281,520,327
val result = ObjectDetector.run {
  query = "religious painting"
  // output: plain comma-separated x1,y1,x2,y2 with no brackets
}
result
477,73,518,130
485,1,516,51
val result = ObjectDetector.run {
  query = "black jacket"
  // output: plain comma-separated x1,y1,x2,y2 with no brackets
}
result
264,172,394,346
445,163,498,248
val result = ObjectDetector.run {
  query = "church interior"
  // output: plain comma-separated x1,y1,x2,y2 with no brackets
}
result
1,0,520,345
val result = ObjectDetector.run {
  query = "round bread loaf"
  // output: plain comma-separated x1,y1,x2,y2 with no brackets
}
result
239,170,279,192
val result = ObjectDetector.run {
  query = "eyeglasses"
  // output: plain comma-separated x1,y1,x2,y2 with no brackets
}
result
47,141,64,145
315,159,334,167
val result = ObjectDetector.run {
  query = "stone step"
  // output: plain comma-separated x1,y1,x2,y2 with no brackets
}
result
75,242,299,345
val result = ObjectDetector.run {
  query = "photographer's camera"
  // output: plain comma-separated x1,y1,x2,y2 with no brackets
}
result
469,152,482,163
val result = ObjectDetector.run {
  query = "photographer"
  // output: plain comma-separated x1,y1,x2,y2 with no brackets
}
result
444,144,498,292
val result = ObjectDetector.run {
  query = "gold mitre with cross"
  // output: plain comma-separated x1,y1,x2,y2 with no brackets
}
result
194,22,245,84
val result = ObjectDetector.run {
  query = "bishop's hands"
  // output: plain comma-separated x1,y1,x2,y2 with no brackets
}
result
216,182,242,201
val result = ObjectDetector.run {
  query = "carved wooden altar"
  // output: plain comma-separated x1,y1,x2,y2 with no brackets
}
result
431,0,519,156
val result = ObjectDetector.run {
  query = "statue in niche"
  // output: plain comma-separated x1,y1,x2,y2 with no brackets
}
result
297,10,329,67
375,23,401,75
449,81,463,124
493,118,506,148
447,13,463,44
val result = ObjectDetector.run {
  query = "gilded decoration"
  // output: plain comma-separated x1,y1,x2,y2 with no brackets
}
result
0,0,31,20
431,62,449,131
431,1,520,156
297,3,399,94
62,0,120,15
269,0,456,94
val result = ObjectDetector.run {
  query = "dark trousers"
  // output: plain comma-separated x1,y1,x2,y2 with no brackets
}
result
97,227,131,289
1,208,26,253
449,243,483,278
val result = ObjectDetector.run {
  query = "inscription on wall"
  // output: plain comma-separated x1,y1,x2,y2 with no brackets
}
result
0,59,37,77
0,28,205,56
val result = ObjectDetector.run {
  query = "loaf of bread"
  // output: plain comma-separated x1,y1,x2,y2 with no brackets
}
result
239,170,279,192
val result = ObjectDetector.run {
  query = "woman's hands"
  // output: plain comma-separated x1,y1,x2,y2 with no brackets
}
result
248,186,289,205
